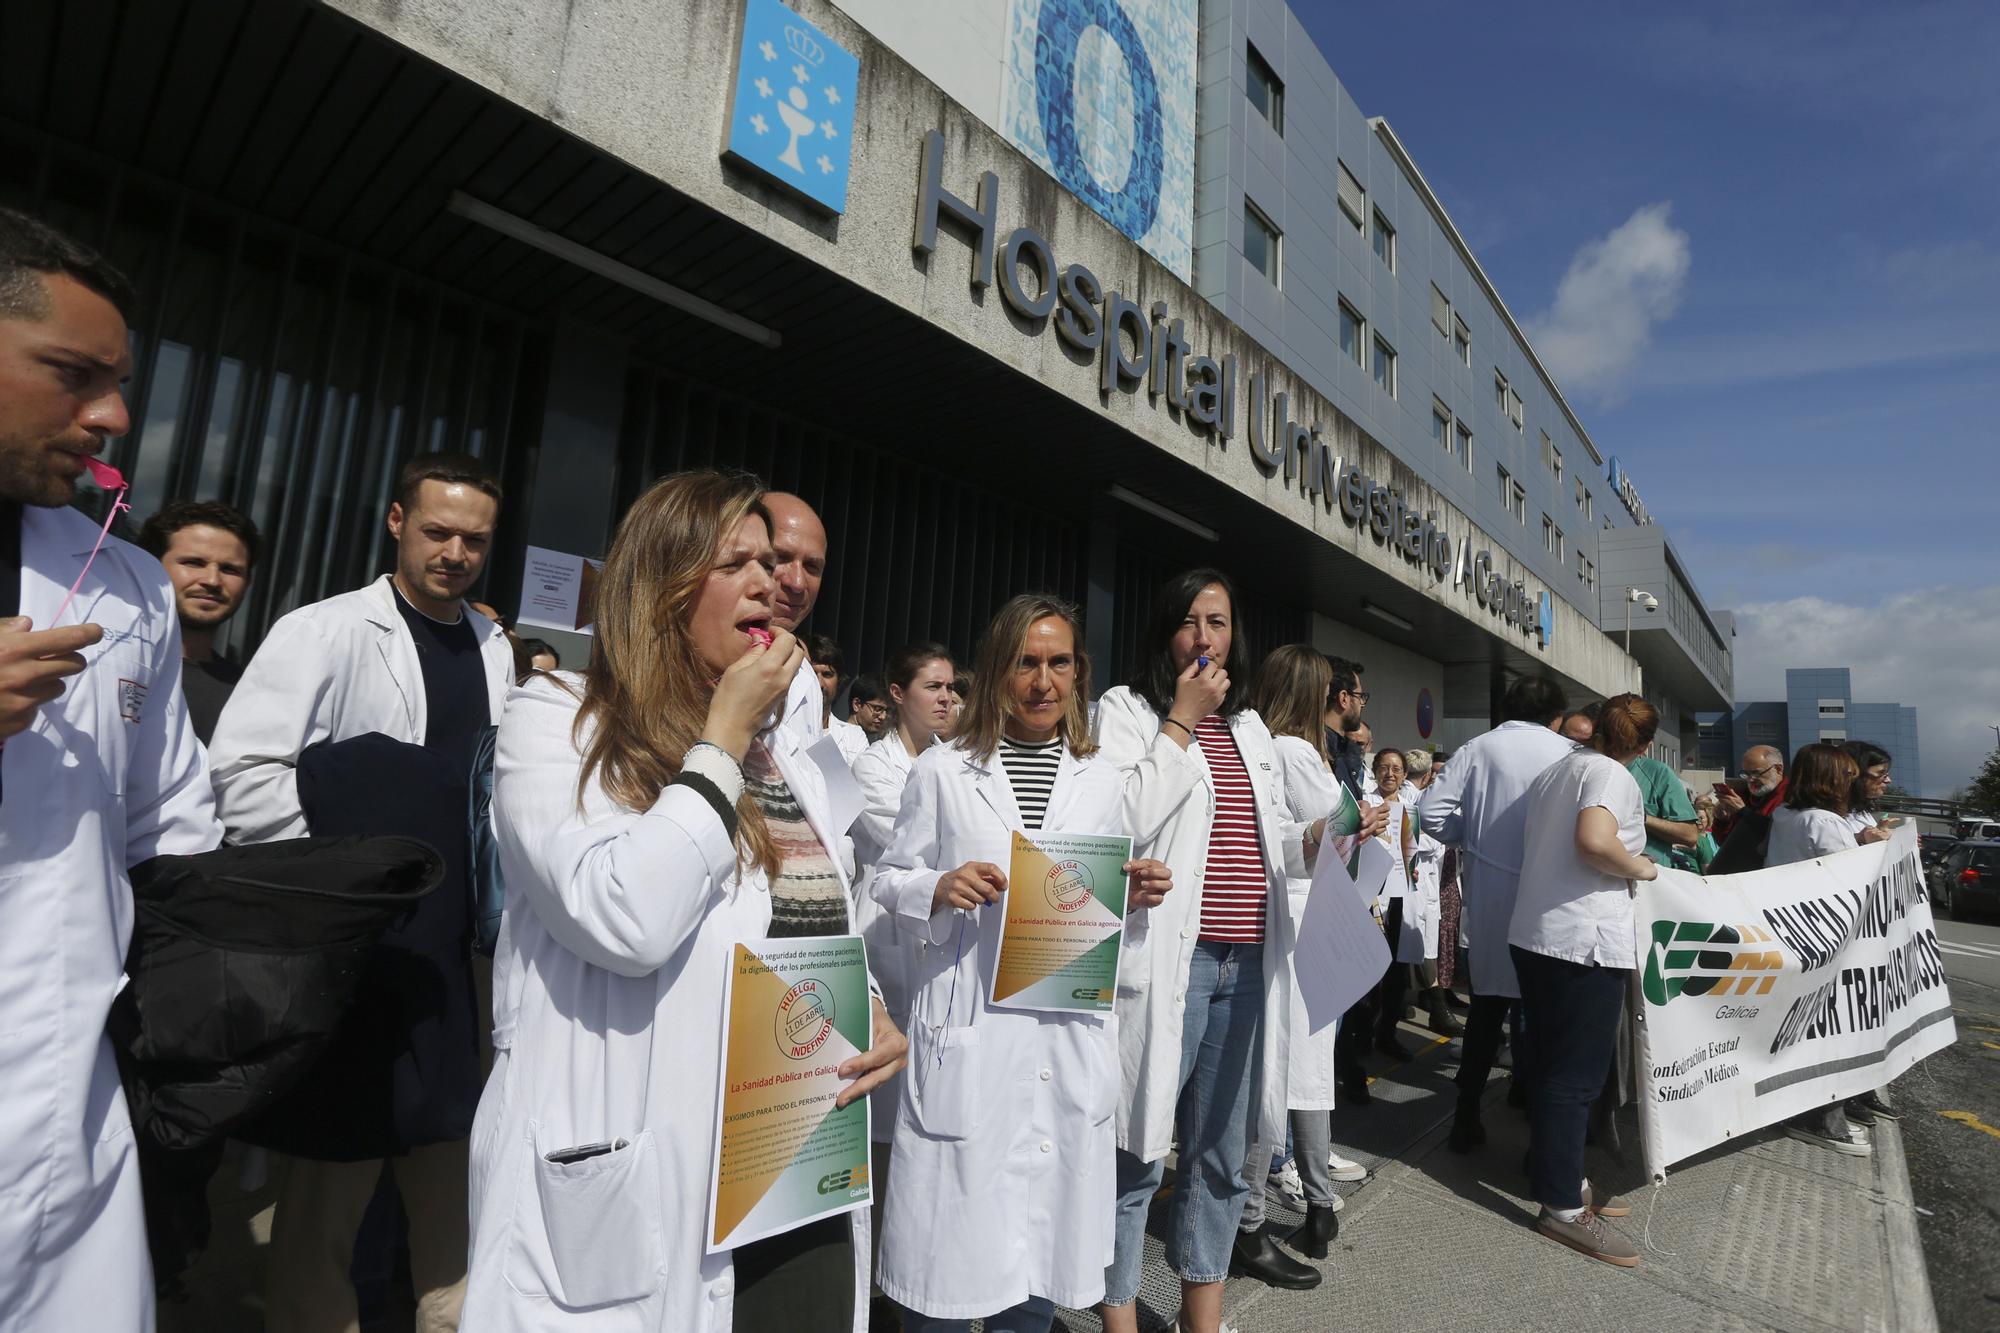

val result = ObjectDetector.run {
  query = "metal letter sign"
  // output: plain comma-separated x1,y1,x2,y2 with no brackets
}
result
724,0,858,215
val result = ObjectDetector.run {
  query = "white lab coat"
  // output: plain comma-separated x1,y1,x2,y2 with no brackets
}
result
870,739,1125,1317
1270,735,1341,1110
848,733,924,1143
828,716,871,765
1416,721,1576,998
782,656,824,745
463,675,873,1332
1092,687,1312,1163
1401,781,1443,965
207,573,513,843
0,505,219,1331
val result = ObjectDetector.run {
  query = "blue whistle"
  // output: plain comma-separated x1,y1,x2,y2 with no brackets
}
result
1197,655,1210,670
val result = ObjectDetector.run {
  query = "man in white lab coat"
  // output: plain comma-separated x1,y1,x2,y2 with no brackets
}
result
0,208,221,1331
207,453,514,1333
766,491,830,743
1417,674,1575,1153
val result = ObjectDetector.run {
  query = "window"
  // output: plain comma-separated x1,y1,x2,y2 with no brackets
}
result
1575,477,1592,520
1495,370,1509,412
1371,209,1395,269
1453,315,1470,366
1818,700,1847,717
1243,198,1281,286
1431,400,1451,450
1245,43,1283,134
1542,432,1562,484
1498,466,1525,522
1551,520,1566,564
1430,284,1450,336
1456,421,1473,470
1747,721,1781,743
1819,729,1848,742
1542,514,1554,551
1372,333,1397,396
1508,388,1524,429
1338,298,1364,366
1336,161,1365,233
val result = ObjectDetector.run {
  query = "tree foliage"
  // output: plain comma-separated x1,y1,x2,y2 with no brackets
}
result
1971,748,2000,816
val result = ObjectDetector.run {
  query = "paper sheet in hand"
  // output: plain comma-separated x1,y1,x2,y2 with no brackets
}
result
514,545,604,635
707,935,872,1253
991,831,1132,1014
1296,821,1395,1035
1373,801,1414,897
806,735,864,834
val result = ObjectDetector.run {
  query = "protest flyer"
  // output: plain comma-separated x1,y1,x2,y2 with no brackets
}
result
990,831,1134,1015
514,544,604,635
1295,792,1396,1033
707,936,872,1253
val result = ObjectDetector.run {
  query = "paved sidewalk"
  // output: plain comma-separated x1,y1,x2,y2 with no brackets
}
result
1060,1020,1936,1333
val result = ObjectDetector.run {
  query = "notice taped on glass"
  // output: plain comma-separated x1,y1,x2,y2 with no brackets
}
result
707,935,872,1253
990,831,1134,1015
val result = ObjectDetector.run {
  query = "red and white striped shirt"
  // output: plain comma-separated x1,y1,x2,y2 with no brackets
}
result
1194,714,1267,943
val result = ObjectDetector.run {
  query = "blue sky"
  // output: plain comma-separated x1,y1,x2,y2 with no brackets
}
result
1294,0,2000,794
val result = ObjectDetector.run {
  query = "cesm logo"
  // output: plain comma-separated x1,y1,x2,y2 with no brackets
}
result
816,1164,870,1197
1641,921,1786,1007
1070,986,1112,1002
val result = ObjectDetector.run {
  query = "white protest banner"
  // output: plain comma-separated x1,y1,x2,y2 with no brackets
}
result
1632,823,1953,1179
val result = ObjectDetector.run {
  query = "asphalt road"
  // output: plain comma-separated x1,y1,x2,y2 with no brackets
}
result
1901,912,2000,1330
1934,910,2000,989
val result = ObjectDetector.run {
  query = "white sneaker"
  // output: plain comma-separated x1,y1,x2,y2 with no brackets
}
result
1327,1150,1368,1183
1265,1159,1306,1206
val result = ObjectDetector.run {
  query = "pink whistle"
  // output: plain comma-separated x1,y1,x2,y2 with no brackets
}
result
747,627,774,648
84,457,126,490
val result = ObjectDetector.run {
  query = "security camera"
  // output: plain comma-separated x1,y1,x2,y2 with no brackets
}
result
1642,594,1659,613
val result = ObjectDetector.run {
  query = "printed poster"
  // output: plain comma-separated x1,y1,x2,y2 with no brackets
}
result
1632,824,1955,1179
991,831,1133,1014
515,544,603,635
707,936,872,1252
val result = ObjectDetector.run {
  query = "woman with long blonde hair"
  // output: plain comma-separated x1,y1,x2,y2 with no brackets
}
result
466,469,907,1333
870,594,1171,1330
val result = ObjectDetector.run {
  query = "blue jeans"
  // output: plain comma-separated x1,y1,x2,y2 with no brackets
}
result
1104,941,1265,1304
903,1295,1054,1333
1511,945,1626,1212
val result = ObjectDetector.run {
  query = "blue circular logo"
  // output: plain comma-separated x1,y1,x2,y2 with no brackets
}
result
1032,0,1164,241
1416,688,1434,740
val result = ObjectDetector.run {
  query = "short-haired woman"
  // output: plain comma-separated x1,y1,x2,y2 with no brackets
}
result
1507,694,1661,1269
1768,742,1884,1153
870,596,1171,1331
1095,571,1361,1330
1839,739,1903,1125
467,470,908,1332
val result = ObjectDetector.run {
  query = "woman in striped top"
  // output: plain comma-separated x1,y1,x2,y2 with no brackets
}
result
1095,571,1360,1332
870,595,1171,1330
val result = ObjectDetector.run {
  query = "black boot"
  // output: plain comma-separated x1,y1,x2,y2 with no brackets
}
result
1448,1102,1486,1154
1287,1204,1340,1260
1426,987,1465,1038
1231,1227,1323,1289
1375,1024,1414,1059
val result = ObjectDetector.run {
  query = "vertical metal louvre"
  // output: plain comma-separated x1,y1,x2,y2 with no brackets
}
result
615,366,1089,676
0,124,545,656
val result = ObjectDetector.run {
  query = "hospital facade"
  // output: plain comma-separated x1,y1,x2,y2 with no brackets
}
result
1,0,1733,761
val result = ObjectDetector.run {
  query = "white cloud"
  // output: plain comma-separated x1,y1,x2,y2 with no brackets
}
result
1731,585,2000,797
1527,203,1690,402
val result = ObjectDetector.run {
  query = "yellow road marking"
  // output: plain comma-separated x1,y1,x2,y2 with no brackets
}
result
1983,1041,2000,1052
1939,1110,2000,1141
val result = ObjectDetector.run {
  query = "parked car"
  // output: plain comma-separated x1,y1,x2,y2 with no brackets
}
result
1935,840,2000,922
1955,819,2000,842
1920,834,1957,867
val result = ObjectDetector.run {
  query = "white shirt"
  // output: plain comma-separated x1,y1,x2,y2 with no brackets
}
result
1842,809,1880,836
1509,749,1646,969
781,656,824,744
1768,806,1859,866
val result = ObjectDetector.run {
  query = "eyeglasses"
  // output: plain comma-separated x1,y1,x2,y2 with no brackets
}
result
1741,762,1778,781
858,702,891,718
1344,689,1370,703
